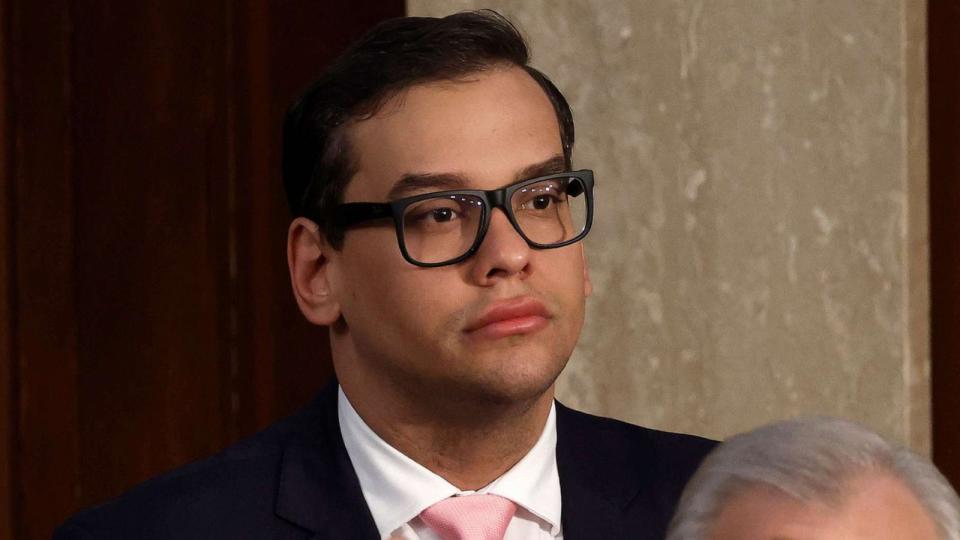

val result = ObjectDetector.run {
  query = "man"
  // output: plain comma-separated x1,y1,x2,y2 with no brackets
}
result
56,10,714,539
667,417,960,540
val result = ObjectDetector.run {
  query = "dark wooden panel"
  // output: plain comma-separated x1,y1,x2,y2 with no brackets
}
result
71,0,232,506
930,0,960,488
0,0,15,537
4,2,404,537
231,0,289,435
12,0,83,538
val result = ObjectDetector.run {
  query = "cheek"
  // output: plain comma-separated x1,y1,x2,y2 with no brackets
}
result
337,232,401,313
546,249,588,304
339,235,464,332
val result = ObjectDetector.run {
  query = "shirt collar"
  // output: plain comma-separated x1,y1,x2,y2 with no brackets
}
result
337,387,562,538
480,402,561,534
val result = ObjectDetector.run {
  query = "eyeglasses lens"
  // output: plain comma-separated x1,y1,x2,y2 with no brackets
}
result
400,175,589,265
402,194,485,265
511,176,588,245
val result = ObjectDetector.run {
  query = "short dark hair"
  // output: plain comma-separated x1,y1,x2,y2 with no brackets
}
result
281,9,575,248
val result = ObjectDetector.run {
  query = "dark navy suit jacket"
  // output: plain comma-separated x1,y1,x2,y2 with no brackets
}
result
55,382,715,539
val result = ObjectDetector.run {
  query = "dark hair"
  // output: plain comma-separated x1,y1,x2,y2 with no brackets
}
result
281,9,575,248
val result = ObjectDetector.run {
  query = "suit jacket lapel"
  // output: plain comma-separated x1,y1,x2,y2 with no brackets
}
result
274,381,380,539
556,401,664,540
556,401,626,539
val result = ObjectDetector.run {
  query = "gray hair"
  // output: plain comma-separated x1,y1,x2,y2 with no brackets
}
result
666,417,960,540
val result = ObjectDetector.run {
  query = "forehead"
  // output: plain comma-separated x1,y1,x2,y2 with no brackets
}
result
709,485,836,539
709,475,939,540
344,66,563,200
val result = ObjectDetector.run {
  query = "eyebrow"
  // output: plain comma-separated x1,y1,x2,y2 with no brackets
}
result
514,155,567,183
386,173,468,200
386,154,568,200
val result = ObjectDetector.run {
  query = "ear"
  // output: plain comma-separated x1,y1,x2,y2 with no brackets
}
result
287,217,342,326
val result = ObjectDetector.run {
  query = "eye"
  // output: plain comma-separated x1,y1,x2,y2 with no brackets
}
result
428,207,457,223
517,182,565,212
404,196,479,230
410,204,460,224
530,195,554,210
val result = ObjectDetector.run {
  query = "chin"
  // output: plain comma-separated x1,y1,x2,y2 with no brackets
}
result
457,353,568,406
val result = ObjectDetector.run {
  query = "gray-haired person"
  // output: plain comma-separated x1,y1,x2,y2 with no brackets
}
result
667,416,960,540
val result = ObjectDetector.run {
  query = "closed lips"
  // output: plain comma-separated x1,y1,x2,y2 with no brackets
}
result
464,297,550,333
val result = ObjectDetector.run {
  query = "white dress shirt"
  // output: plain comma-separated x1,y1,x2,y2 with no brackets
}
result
338,387,563,540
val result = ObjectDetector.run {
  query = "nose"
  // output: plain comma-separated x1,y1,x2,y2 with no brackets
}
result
468,208,531,284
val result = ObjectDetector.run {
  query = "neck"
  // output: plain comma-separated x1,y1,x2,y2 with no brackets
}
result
339,369,555,490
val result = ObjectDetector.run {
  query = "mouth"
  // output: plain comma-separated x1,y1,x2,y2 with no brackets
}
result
464,296,551,339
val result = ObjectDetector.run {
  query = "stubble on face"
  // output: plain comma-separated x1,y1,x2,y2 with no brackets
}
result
337,250,585,417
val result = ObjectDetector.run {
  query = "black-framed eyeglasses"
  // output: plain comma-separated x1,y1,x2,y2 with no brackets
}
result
324,169,594,267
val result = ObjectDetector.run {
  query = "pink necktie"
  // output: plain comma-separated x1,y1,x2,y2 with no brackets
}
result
419,494,517,540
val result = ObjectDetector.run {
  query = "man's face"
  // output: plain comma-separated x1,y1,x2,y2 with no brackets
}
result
708,473,940,540
325,66,591,406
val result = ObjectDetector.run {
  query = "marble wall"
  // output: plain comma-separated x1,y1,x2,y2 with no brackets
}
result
408,1,929,452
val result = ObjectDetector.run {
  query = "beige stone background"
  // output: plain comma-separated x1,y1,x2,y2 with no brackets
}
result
408,1,929,452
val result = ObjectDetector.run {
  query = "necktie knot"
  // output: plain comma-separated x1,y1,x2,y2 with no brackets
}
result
419,494,517,540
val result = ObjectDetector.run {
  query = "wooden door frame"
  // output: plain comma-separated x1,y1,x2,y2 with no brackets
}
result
930,0,960,487
1,0,14,535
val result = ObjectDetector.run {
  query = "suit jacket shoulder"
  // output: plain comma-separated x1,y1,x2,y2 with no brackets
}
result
555,402,716,540
54,382,378,540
